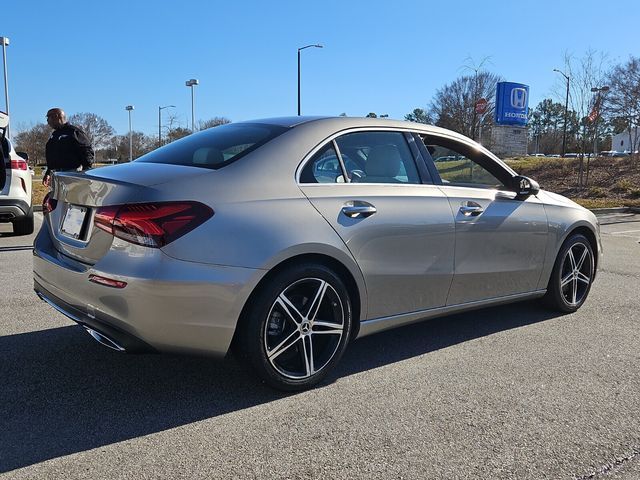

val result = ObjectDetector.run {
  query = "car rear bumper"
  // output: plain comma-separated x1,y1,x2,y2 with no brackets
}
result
33,225,266,357
34,279,158,353
0,198,30,221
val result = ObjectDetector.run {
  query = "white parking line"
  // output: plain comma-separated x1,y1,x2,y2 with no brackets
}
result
609,229,640,235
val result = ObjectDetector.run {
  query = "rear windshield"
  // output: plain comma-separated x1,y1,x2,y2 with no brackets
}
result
136,123,289,169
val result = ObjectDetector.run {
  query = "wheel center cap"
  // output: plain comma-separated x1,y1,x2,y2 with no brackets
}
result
301,322,311,334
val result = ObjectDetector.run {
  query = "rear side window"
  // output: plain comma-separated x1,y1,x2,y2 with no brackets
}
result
335,131,421,184
136,123,289,169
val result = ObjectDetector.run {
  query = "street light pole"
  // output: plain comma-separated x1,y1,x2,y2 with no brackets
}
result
590,85,610,157
553,68,570,157
158,104,175,146
1,36,10,138
297,44,323,116
125,105,134,162
185,79,199,132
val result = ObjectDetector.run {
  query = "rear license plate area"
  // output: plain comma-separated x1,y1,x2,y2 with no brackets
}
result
61,205,88,240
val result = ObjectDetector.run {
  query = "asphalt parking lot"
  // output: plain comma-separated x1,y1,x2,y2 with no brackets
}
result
1,213,639,479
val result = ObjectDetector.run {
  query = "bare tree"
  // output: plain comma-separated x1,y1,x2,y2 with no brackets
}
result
429,71,502,141
13,123,51,165
606,56,640,160
198,117,231,130
113,132,156,161
68,112,115,150
166,127,191,143
558,50,609,186
165,112,181,132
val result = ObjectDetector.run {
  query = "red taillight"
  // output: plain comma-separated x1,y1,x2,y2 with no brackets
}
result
94,201,213,248
94,205,119,234
10,158,28,170
43,192,58,213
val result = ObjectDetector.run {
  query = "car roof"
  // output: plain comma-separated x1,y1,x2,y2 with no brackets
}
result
240,116,472,140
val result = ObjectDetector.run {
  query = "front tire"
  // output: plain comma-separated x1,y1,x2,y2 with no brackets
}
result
237,263,352,391
543,233,595,312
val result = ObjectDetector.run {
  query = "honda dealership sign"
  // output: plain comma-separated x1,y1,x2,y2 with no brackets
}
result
495,82,529,126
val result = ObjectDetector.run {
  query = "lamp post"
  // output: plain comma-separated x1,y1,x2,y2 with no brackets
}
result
185,79,199,132
297,44,323,116
590,85,610,156
158,104,175,146
1,36,10,138
553,68,570,157
125,105,134,161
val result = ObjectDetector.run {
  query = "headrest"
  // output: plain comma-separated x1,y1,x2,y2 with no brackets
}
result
366,145,402,177
193,147,224,166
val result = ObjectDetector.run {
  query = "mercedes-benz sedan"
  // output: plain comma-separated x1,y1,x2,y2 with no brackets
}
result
34,117,602,390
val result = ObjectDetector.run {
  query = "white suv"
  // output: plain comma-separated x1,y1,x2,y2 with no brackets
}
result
1,112,34,235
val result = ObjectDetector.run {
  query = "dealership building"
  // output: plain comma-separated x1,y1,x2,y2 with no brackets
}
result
611,127,639,152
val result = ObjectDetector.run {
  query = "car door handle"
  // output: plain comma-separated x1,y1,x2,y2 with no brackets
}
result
341,201,377,218
459,202,484,217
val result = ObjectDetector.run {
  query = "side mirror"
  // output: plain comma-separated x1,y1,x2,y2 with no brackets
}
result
16,151,29,161
512,175,539,198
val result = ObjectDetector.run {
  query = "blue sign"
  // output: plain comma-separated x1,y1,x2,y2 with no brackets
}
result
495,82,529,126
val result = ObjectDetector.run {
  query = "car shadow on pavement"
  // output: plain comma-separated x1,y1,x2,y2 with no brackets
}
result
0,300,559,473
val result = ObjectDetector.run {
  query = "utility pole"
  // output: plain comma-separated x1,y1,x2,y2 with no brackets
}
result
1,36,10,138
125,105,134,161
297,44,323,116
554,69,570,157
185,79,199,132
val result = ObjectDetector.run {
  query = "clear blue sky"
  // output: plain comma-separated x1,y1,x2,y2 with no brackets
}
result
2,0,639,137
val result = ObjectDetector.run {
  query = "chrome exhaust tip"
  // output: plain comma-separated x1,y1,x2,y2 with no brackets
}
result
85,327,126,352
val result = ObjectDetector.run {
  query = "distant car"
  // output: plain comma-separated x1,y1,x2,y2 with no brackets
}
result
1,113,34,235
34,116,602,390
564,153,580,158
530,153,546,157
600,151,629,157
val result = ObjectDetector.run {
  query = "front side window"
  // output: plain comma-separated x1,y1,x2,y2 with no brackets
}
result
136,123,289,169
335,131,420,184
420,135,509,189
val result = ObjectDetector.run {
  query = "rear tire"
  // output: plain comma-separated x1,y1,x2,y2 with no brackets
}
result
543,233,594,312
12,208,34,236
237,263,352,391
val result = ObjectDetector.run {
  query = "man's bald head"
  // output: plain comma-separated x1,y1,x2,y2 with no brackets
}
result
46,108,66,129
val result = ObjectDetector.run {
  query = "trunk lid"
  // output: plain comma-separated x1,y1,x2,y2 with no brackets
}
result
85,161,208,187
47,163,210,264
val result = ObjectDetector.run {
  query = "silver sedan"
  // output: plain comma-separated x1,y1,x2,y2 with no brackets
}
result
33,117,602,390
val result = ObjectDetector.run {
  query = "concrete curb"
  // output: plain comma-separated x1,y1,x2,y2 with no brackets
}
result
589,207,640,215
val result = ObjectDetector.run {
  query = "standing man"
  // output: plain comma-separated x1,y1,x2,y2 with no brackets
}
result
43,108,93,186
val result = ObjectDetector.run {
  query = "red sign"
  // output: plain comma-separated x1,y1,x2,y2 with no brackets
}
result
475,98,488,114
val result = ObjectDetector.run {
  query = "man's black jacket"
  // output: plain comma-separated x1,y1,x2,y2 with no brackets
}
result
45,123,94,172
